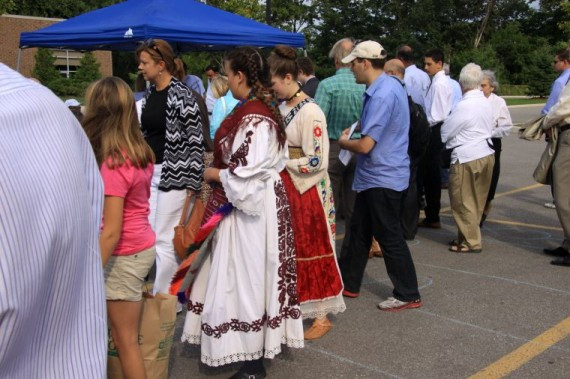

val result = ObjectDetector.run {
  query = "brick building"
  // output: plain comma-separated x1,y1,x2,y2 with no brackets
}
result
0,14,112,78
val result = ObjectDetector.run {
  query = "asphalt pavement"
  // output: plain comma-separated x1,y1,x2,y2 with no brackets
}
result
167,104,570,378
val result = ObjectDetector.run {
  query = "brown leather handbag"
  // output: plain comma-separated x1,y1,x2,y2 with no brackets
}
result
173,191,205,260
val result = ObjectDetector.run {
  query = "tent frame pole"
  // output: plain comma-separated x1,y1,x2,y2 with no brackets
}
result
16,48,23,72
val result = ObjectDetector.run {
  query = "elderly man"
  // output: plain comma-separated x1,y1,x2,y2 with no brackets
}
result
338,41,421,311
441,63,495,253
315,38,366,257
542,83,570,266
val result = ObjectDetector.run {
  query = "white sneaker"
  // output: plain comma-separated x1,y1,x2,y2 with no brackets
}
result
176,302,184,314
378,297,422,312
544,202,556,209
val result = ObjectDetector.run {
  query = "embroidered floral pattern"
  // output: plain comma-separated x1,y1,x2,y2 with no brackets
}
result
298,120,323,174
319,177,336,240
274,180,300,311
228,130,254,174
187,300,204,315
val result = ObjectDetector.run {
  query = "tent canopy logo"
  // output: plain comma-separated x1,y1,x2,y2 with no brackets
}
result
124,28,133,38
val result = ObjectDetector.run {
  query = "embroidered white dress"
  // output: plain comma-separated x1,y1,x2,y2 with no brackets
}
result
181,111,304,366
279,101,346,319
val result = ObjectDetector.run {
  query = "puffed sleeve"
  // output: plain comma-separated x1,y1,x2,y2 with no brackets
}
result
219,117,282,216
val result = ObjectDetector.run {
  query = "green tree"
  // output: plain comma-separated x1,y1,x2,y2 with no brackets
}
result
74,51,101,84
0,0,15,14
32,48,60,84
206,0,264,21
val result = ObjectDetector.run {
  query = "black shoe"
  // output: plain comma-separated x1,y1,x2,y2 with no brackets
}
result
229,370,266,379
543,247,569,257
550,255,570,267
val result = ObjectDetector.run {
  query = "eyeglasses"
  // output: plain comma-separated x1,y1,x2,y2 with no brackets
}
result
144,38,164,60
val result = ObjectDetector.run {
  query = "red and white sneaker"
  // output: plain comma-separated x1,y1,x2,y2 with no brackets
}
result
378,297,422,312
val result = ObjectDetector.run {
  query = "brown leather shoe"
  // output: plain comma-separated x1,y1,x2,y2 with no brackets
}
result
418,219,441,229
304,317,333,340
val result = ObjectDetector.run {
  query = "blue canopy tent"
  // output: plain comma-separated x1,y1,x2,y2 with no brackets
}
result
18,0,305,68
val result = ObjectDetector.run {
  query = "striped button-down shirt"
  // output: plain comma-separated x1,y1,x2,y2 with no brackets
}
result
315,68,365,140
0,63,106,378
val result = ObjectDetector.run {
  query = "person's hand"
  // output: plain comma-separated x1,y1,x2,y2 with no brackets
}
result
340,127,351,141
204,167,221,184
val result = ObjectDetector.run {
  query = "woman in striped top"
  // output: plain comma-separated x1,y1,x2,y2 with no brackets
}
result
137,39,204,301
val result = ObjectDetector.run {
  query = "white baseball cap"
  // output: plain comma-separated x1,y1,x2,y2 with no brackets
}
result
341,41,387,64
64,99,80,107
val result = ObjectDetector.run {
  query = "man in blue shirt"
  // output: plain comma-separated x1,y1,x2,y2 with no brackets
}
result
542,48,570,115
338,41,422,311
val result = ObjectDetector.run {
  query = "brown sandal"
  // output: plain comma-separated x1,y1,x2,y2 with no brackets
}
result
449,244,482,253
304,317,333,340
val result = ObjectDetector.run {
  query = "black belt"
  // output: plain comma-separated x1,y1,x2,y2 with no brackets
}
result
560,124,570,132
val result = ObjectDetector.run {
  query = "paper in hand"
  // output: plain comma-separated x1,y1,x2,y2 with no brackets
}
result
339,121,359,166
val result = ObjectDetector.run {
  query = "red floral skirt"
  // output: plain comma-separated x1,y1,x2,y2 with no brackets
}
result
280,170,343,303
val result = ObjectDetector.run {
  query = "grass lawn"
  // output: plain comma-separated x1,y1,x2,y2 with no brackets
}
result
505,98,546,106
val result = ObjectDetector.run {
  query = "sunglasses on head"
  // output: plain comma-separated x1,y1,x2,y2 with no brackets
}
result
143,38,164,60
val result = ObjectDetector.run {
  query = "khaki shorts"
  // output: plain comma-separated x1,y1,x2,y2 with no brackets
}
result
104,247,155,301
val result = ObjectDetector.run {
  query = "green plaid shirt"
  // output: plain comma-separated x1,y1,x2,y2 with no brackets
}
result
315,68,365,140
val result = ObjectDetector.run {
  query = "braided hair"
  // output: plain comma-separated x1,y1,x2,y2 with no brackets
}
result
224,47,286,145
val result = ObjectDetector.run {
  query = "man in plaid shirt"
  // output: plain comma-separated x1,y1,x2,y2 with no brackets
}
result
315,38,366,258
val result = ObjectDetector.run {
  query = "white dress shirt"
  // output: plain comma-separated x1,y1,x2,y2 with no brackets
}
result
487,93,513,138
448,76,462,111
0,64,106,378
404,64,430,111
441,89,495,164
425,70,454,126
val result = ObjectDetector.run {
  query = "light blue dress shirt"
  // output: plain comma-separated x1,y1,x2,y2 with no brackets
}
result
353,73,410,192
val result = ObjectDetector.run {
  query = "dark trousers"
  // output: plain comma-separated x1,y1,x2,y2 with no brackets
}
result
418,123,443,223
401,161,420,240
339,188,421,301
328,140,357,254
486,138,502,202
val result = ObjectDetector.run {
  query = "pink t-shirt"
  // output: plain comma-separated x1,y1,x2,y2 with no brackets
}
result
100,159,155,256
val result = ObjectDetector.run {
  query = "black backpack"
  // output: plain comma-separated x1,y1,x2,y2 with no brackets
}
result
389,76,430,161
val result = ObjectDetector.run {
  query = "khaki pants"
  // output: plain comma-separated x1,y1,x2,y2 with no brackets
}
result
553,129,570,250
449,154,495,249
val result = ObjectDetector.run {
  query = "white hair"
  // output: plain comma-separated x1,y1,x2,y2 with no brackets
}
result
459,63,483,91
329,38,354,66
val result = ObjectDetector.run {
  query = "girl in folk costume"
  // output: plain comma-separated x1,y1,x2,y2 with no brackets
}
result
82,77,156,378
268,46,346,340
179,47,304,379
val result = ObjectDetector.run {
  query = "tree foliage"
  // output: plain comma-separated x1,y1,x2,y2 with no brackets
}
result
32,48,60,84
11,0,570,95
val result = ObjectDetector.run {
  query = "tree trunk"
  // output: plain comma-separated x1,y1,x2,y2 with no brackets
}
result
474,0,495,49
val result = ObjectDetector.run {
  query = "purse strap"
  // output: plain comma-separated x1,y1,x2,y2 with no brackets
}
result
178,191,197,226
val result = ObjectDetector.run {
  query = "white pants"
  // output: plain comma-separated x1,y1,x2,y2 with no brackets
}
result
149,164,187,295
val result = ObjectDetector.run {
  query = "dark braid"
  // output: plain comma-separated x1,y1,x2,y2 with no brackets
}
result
225,47,287,147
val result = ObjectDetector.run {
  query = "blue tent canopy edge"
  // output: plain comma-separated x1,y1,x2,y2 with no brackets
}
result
19,0,306,51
